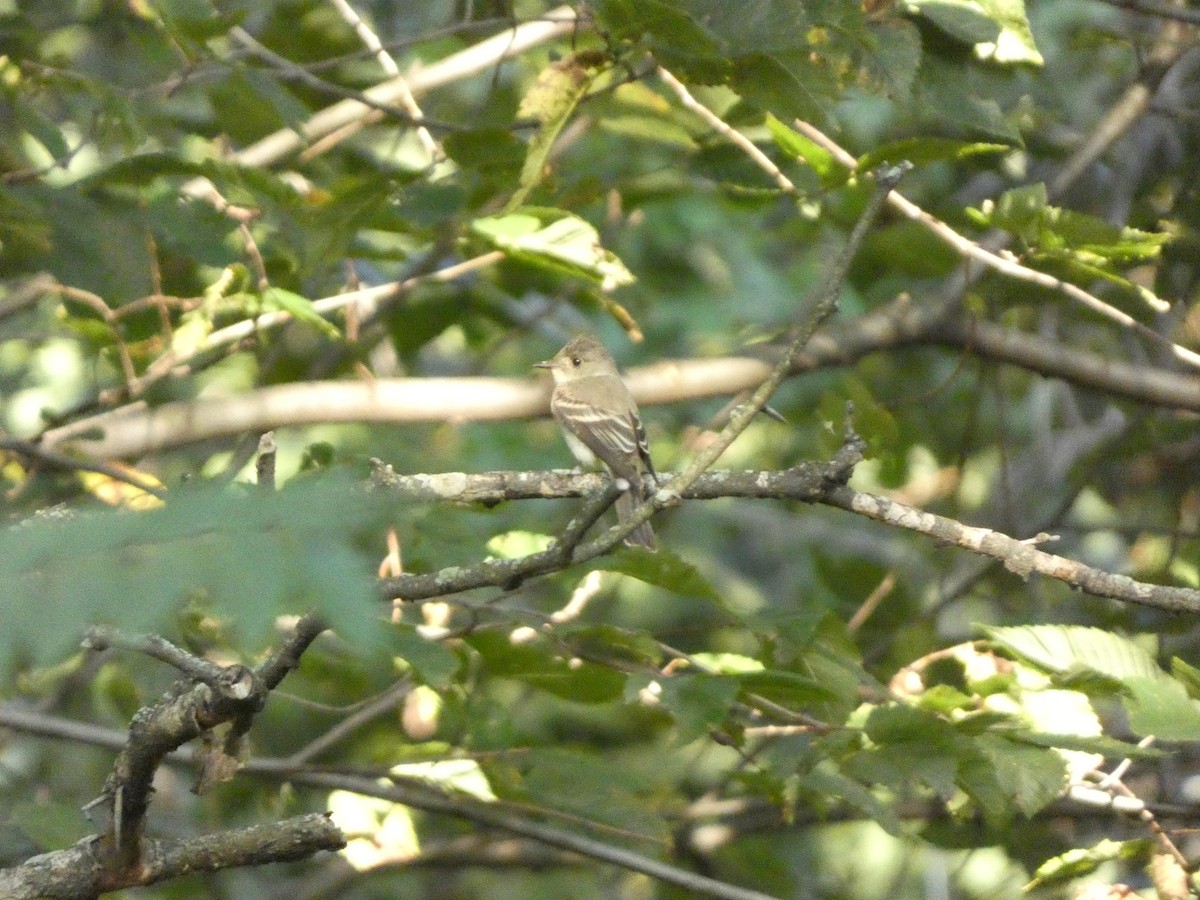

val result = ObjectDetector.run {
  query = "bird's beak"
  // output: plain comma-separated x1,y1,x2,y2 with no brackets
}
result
533,360,553,370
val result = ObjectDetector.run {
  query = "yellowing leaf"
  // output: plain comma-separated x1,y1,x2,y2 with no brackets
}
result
79,466,165,510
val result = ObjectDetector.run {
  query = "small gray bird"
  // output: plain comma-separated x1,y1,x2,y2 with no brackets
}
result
535,335,657,550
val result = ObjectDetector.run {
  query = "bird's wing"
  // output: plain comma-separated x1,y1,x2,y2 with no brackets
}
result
552,379,646,482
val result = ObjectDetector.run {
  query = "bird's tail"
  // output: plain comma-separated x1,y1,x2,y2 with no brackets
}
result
616,482,656,551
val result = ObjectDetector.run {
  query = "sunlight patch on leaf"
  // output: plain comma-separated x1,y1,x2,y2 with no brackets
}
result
472,209,635,291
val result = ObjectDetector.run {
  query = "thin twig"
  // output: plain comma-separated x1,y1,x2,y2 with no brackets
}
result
325,0,442,161
0,438,167,499
656,65,796,193
284,677,412,765
125,251,503,398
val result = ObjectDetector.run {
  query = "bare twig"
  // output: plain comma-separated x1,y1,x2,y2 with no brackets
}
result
191,7,578,176
121,251,504,399
284,677,413,765
325,0,442,162
38,295,1200,461
82,627,249,694
656,65,796,193
256,431,277,491
0,814,343,898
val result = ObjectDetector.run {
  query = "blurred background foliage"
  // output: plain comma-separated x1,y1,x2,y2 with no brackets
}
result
3,0,1200,897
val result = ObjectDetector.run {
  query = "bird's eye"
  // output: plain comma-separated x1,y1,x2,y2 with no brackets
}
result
571,357,581,367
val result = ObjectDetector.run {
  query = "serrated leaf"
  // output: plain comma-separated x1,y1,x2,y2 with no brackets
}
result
472,209,634,290
731,52,838,127
982,624,1163,682
1123,676,1200,741
959,734,1066,821
508,52,605,211
657,672,740,742
864,19,922,101
0,473,386,668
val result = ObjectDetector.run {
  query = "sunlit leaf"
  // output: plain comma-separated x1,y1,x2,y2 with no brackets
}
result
472,209,635,290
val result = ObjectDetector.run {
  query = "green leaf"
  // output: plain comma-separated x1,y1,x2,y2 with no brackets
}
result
845,739,959,801
507,52,605,211
1172,656,1200,700
471,209,635,290
866,702,958,746
863,18,923,102
737,669,838,706
465,632,625,703
764,113,845,185
518,748,670,838
904,0,1000,44
731,52,839,127
262,288,341,339
594,0,723,71
957,734,1065,822
391,626,461,689
983,625,1200,739
595,546,719,600
11,802,92,850
657,672,741,742
0,473,386,669
972,184,1169,268
801,761,903,835
914,55,1022,143
15,103,69,162
1008,732,1166,759
1123,676,1200,741
974,0,1043,66
442,128,526,175
982,625,1163,682
856,137,1009,172
1028,839,1149,890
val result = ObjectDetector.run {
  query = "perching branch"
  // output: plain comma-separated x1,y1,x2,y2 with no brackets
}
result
371,448,1200,615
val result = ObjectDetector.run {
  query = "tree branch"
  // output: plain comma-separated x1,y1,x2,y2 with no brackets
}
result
41,293,1200,460
0,616,334,896
371,452,1200,615
0,814,343,899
